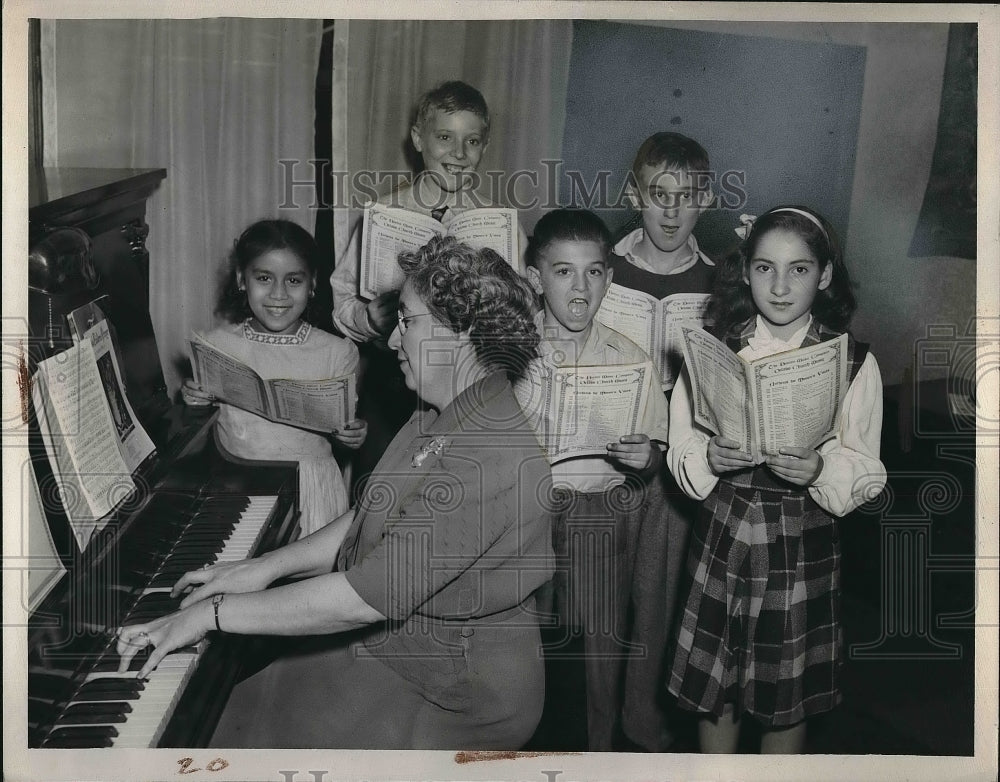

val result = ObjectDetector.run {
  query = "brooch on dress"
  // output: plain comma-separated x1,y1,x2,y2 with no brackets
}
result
411,436,448,468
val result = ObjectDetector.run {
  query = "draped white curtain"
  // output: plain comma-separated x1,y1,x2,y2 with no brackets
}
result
41,18,322,395
331,20,573,264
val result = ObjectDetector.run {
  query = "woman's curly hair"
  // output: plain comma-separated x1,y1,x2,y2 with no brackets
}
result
707,205,857,339
397,235,540,382
215,219,321,324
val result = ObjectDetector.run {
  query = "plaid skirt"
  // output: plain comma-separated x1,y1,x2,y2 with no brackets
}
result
667,477,842,727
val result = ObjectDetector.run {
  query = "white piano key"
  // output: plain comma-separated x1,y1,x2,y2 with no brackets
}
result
51,495,281,749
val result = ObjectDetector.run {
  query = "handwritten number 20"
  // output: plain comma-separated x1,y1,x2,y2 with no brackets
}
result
178,757,229,774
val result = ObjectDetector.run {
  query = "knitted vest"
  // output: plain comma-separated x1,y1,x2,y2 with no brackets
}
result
609,252,716,299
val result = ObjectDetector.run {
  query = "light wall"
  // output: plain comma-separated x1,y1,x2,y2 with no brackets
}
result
631,21,975,386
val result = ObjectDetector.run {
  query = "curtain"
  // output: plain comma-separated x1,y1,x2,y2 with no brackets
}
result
331,20,573,264
29,20,44,171
908,23,977,259
41,19,322,395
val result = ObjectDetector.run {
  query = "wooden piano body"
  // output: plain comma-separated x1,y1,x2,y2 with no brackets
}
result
25,168,300,748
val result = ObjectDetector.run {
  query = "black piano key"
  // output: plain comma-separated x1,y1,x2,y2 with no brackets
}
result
194,509,243,517
194,502,245,512
147,573,186,589
43,725,118,747
58,703,132,723
153,560,218,577
160,550,224,566
89,648,151,673
65,700,133,715
180,526,233,539
75,679,144,700
148,569,208,585
131,592,183,607
185,524,237,534
125,596,183,620
194,506,243,516
168,544,228,557
154,561,215,577
177,526,236,537
127,612,170,623
177,525,233,536
171,537,229,551
185,524,238,534
161,549,224,563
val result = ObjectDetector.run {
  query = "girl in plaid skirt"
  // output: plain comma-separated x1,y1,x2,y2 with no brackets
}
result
666,206,887,753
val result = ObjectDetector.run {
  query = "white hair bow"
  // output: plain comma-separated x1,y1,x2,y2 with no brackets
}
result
734,213,757,240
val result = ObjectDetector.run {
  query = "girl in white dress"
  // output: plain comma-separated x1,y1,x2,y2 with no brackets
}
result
182,220,366,536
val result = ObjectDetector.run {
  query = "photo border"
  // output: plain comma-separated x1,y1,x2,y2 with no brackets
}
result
3,2,997,781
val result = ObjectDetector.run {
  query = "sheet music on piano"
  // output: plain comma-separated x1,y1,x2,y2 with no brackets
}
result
30,320,154,550
82,320,155,472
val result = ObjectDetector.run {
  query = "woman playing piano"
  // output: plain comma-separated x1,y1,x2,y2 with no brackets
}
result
116,235,555,749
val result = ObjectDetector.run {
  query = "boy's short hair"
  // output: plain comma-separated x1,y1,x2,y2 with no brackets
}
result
526,209,612,268
413,80,491,140
631,132,710,184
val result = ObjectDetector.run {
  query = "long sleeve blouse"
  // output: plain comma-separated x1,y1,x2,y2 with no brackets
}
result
667,316,887,517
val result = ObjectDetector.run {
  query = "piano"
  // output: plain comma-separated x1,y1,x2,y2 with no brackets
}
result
25,168,300,748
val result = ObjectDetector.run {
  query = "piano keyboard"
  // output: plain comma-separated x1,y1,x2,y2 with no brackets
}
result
39,494,278,748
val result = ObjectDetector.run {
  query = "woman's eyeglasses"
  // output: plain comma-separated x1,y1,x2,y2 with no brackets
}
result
396,311,434,334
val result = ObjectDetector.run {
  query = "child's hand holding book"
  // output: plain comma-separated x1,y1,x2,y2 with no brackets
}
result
332,418,368,450
607,433,662,476
181,378,216,407
764,446,824,486
707,435,754,475
708,435,825,487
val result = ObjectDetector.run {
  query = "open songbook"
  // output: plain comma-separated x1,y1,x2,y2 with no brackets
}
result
31,319,155,551
595,284,710,390
359,203,519,299
515,360,652,463
189,333,356,433
680,327,850,464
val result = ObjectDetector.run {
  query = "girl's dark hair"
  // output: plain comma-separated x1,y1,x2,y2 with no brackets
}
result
525,208,612,268
707,205,857,339
215,219,320,324
397,235,540,382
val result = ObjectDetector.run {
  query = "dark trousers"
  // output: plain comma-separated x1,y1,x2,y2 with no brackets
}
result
539,472,695,751
542,485,646,750
620,468,696,751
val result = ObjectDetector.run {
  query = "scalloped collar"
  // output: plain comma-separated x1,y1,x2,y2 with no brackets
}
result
242,319,311,345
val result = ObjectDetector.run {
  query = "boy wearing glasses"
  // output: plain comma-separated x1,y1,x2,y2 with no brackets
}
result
610,131,717,751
